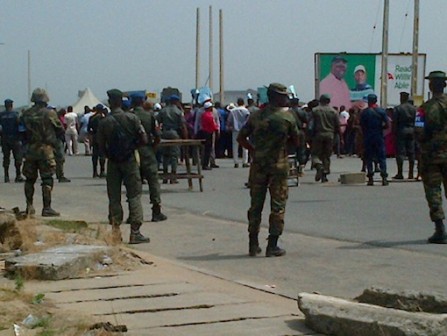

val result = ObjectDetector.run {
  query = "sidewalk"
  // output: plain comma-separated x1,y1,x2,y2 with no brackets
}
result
22,247,317,336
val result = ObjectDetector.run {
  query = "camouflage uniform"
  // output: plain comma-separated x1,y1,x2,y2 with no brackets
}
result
133,105,166,221
21,91,64,216
97,107,145,227
415,94,447,222
238,105,299,237
311,104,340,181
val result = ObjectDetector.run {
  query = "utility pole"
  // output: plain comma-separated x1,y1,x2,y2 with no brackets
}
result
195,8,200,90
209,6,213,93
411,0,420,99
380,0,389,107
219,9,224,104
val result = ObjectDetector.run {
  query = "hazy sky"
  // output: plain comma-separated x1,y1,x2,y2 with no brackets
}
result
1,0,446,106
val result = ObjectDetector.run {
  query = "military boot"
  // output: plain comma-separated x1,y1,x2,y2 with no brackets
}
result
4,168,10,183
428,220,447,244
393,158,404,180
41,186,60,217
382,174,389,186
265,235,286,257
248,233,262,257
170,170,179,184
58,176,71,183
314,165,323,182
152,204,167,222
408,160,415,180
129,223,150,244
367,175,374,186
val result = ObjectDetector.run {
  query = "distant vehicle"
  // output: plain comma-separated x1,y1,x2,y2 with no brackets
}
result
160,87,182,104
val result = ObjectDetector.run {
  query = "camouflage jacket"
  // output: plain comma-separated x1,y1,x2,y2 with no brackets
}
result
415,94,447,162
21,105,64,160
238,104,298,166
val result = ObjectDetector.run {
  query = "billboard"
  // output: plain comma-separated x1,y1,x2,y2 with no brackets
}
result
315,53,426,107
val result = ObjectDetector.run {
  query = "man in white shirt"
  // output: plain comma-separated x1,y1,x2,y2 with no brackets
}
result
227,98,250,168
64,106,79,155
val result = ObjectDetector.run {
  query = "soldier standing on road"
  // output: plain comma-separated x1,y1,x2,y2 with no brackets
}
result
157,95,187,184
311,94,340,183
97,89,150,244
392,91,416,180
415,71,447,244
21,88,64,217
131,92,167,223
360,94,389,186
237,83,299,257
88,104,107,178
0,99,25,183
49,106,71,183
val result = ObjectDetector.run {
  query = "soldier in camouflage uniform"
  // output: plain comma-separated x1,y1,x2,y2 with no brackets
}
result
311,94,340,183
130,92,167,223
415,71,447,244
21,88,64,217
0,99,25,183
392,92,416,180
237,83,299,257
97,89,149,244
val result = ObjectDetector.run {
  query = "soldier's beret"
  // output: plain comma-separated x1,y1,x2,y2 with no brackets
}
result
31,88,49,103
107,89,123,100
425,71,447,80
4,99,13,105
267,83,288,95
130,92,145,103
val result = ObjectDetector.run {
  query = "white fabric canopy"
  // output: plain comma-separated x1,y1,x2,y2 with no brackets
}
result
72,88,102,115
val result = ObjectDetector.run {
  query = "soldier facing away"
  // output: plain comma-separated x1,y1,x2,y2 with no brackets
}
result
237,83,299,257
415,71,447,244
21,88,64,217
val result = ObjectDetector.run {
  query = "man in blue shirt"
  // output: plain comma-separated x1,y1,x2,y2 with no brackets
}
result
0,99,24,183
360,94,389,186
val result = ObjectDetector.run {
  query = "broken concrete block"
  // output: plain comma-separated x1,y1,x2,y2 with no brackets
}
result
356,287,447,314
5,244,111,280
339,172,365,184
298,292,447,336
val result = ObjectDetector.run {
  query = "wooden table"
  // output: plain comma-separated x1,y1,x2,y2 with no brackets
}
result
157,139,204,192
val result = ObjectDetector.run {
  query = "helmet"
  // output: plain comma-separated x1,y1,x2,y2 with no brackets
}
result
31,88,49,103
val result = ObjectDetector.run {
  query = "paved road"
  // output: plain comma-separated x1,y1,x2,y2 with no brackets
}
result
2,153,447,299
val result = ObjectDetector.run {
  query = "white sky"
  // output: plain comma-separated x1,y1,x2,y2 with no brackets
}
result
1,0,446,106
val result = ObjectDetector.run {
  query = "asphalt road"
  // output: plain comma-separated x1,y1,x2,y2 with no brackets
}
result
2,152,447,299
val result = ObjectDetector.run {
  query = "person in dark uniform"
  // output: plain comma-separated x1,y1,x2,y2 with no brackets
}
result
360,94,389,186
238,83,299,257
88,104,107,178
415,71,447,244
392,91,416,180
0,99,24,183
97,89,149,244
130,92,167,222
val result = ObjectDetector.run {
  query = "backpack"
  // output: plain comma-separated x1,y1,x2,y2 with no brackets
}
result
107,115,136,162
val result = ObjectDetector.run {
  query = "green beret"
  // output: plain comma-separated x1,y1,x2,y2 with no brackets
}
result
425,71,447,80
319,93,331,101
31,88,49,103
107,89,123,100
267,83,288,95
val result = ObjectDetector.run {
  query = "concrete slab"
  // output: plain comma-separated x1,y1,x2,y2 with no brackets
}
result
5,244,111,280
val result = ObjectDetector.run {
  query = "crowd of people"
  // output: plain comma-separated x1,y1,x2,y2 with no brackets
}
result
1,72,447,254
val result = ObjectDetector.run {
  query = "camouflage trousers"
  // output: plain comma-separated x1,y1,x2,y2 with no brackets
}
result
421,160,447,222
247,161,289,236
106,155,143,226
139,148,161,207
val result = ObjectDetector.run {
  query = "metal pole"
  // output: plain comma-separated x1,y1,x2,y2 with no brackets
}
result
380,0,389,107
209,6,213,93
411,0,420,99
219,9,224,105
28,50,31,105
195,8,200,90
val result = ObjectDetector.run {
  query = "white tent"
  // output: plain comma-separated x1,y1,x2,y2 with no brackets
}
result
72,88,102,115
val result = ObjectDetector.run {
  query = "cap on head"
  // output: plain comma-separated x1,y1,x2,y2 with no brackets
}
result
367,93,378,103
319,93,331,102
4,99,13,105
332,55,347,64
95,103,106,111
354,65,366,74
107,89,123,100
267,82,288,95
130,92,145,103
425,71,447,80
31,88,49,103
204,101,213,109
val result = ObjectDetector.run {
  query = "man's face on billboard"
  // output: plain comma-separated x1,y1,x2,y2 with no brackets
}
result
355,70,367,84
331,61,347,80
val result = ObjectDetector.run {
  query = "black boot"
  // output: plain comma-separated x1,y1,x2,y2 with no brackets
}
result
265,235,286,257
408,160,415,180
129,223,150,244
58,176,71,183
393,158,404,179
4,168,9,183
428,220,447,244
367,175,374,186
152,204,167,222
248,233,262,257
321,173,328,183
381,174,389,186
41,185,60,217
315,164,323,182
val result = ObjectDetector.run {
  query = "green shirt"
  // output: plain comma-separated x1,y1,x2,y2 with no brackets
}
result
311,105,340,136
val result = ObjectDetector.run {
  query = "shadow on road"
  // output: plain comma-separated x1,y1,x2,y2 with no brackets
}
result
338,239,427,250
178,253,252,261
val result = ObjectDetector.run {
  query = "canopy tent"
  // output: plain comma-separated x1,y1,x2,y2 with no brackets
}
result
72,88,102,115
